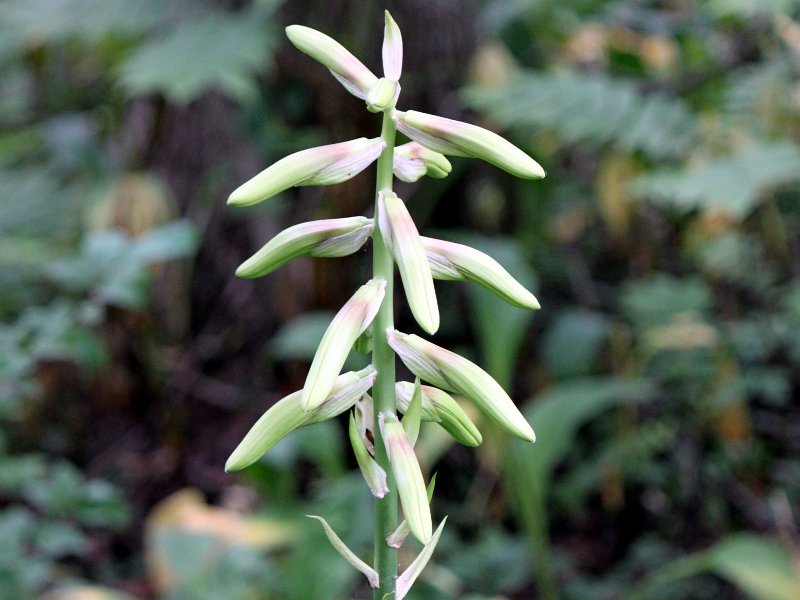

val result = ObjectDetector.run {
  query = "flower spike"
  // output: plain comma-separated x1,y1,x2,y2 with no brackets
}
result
301,279,386,412
226,367,376,472
379,412,433,543
228,137,385,206
378,191,439,334
285,25,378,99
236,217,373,278
388,330,536,442
393,142,452,183
393,110,546,179
422,236,540,309
382,11,403,81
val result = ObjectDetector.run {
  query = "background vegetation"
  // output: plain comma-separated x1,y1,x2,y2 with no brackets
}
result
1,1,799,598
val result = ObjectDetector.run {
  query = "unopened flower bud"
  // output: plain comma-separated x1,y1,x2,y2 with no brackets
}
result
388,330,536,442
366,77,400,113
382,11,403,81
396,381,482,447
228,137,385,207
236,217,373,278
379,412,432,543
226,367,376,472
301,279,386,411
393,142,452,183
378,191,439,334
285,25,378,99
393,110,545,179
349,412,389,498
422,236,540,309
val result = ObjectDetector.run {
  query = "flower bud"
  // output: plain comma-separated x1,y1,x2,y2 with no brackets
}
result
393,142,452,183
396,381,482,447
382,11,403,81
285,25,378,99
225,367,376,472
378,191,439,334
307,515,379,588
387,474,436,549
236,217,373,278
301,279,386,411
379,412,433,543
349,413,389,498
396,517,448,600
422,236,540,309
387,330,536,442
365,77,400,113
228,138,385,206
393,110,546,179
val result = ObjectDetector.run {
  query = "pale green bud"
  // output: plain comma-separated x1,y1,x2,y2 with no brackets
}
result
228,137,385,207
365,77,400,113
387,474,436,549
349,412,389,499
378,191,439,334
236,217,373,278
393,142,452,182
379,412,433,543
421,236,540,309
396,381,482,447
393,110,546,179
396,517,448,600
285,25,378,99
387,330,536,443
382,11,403,81
225,367,376,472
307,515,379,588
301,279,386,411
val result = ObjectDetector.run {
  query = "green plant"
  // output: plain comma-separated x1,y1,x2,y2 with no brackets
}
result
223,11,545,599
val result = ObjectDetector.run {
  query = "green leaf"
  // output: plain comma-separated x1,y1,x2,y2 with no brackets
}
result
118,11,276,103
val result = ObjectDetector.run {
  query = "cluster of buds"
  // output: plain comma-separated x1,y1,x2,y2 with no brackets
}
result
225,11,544,597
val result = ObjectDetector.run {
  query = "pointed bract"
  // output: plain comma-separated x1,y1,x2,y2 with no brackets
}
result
228,138,384,206
301,280,386,412
382,11,403,81
396,381,482,447
388,330,536,442
401,377,423,446
307,515,379,588
285,25,378,99
396,517,448,600
379,413,433,543
393,142,452,183
394,110,546,179
226,367,376,472
349,412,389,498
422,236,540,309
236,217,373,278
378,191,439,334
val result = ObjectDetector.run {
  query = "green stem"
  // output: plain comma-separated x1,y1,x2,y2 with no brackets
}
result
372,110,398,599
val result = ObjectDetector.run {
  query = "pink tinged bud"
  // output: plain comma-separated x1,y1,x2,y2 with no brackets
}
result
378,191,439,334
227,138,385,207
301,279,386,412
382,11,403,81
307,515,379,589
388,330,536,443
421,236,540,309
236,217,373,278
285,25,378,99
396,381,482,447
349,412,389,498
393,142,452,183
393,110,546,179
365,77,400,113
396,517,448,600
379,413,433,543
386,473,437,549
225,367,376,472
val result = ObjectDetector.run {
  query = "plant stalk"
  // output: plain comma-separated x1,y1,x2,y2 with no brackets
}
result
372,110,398,599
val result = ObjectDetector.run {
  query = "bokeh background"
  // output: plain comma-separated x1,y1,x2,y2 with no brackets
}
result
2,1,800,599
